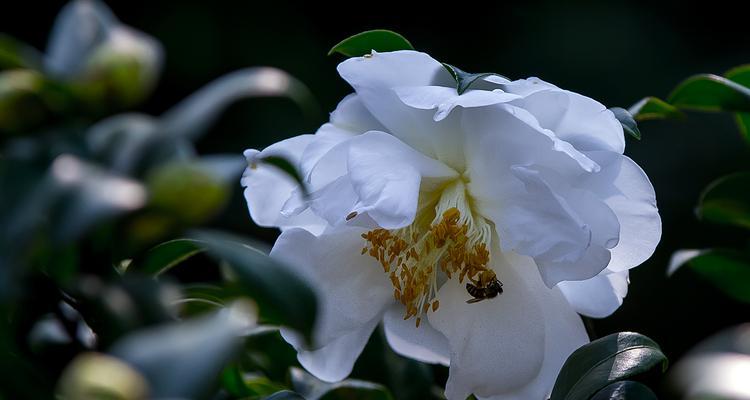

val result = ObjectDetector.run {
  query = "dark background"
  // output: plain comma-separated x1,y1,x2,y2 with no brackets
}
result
3,0,749,375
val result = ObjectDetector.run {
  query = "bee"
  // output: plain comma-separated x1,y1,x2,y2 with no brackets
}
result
466,275,504,304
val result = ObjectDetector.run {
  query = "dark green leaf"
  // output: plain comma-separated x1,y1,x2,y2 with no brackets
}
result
668,74,750,112
0,34,43,70
291,367,394,400
442,63,508,95
328,30,414,57
698,172,750,229
109,304,254,400
725,64,750,88
259,155,308,196
628,96,684,121
190,230,317,342
609,107,641,140
672,249,750,303
591,381,657,400
736,112,750,144
160,67,317,140
550,332,668,400
265,390,307,400
129,238,205,276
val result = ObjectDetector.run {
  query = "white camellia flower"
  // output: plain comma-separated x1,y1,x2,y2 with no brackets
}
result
241,50,661,400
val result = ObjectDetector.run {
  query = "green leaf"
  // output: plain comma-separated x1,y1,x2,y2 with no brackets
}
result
609,107,641,140
129,238,205,276
725,64,750,88
109,303,255,400
290,367,394,400
698,172,750,229
627,96,684,121
190,230,318,342
736,112,750,144
0,34,43,70
550,332,668,400
442,63,508,95
160,67,317,140
328,30,414,57
674,249,750,303
265,390,307,400
591,381,657,400
668,74,750,112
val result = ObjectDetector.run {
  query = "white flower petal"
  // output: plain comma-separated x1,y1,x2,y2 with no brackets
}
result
383,305,450,366
558,269,629,318
270,227,393,347
347,131,457,229
283,313,382,383
315,93,385,139
429,251,588,400
336,50,454,158
394,86,521,121
241,135,326,234
509,81,625,154
581,151,661,272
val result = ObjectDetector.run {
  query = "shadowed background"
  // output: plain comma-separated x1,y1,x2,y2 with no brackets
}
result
3,0,748,381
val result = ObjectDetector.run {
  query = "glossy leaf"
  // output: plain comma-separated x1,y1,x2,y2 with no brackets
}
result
609,107,641,140
668,74,750,112
725,64,750,87
328,30,414,57
160,67,317,140
291,367,394,400
129,238,205,276
670,248,750,303
628,96,684,121
698,172,750,229
591,381,657,400
550,332,667,400
189,230,317,341
109,304,255,399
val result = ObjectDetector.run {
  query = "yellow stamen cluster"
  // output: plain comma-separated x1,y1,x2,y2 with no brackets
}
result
361,207,493,327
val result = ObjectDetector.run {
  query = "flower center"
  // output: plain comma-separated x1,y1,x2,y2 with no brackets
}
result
360,180,495,327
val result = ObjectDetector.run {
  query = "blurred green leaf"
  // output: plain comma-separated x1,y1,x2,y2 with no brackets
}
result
725,64,750,87
550,332,667,400
291,367,394,400
265,390,306,400
670,249,750,303
698,172,750,229
668,324,750,400
0,69,50,133
668,74,750,112
628,96,684,121
109,303,255,400
591,381,657,400
160,67,317,140
736,112,750,144
0,34,43,70
129,238,204,276
190,230,318,342
328,30,414,57
442,64,506,95
609,107,641,140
